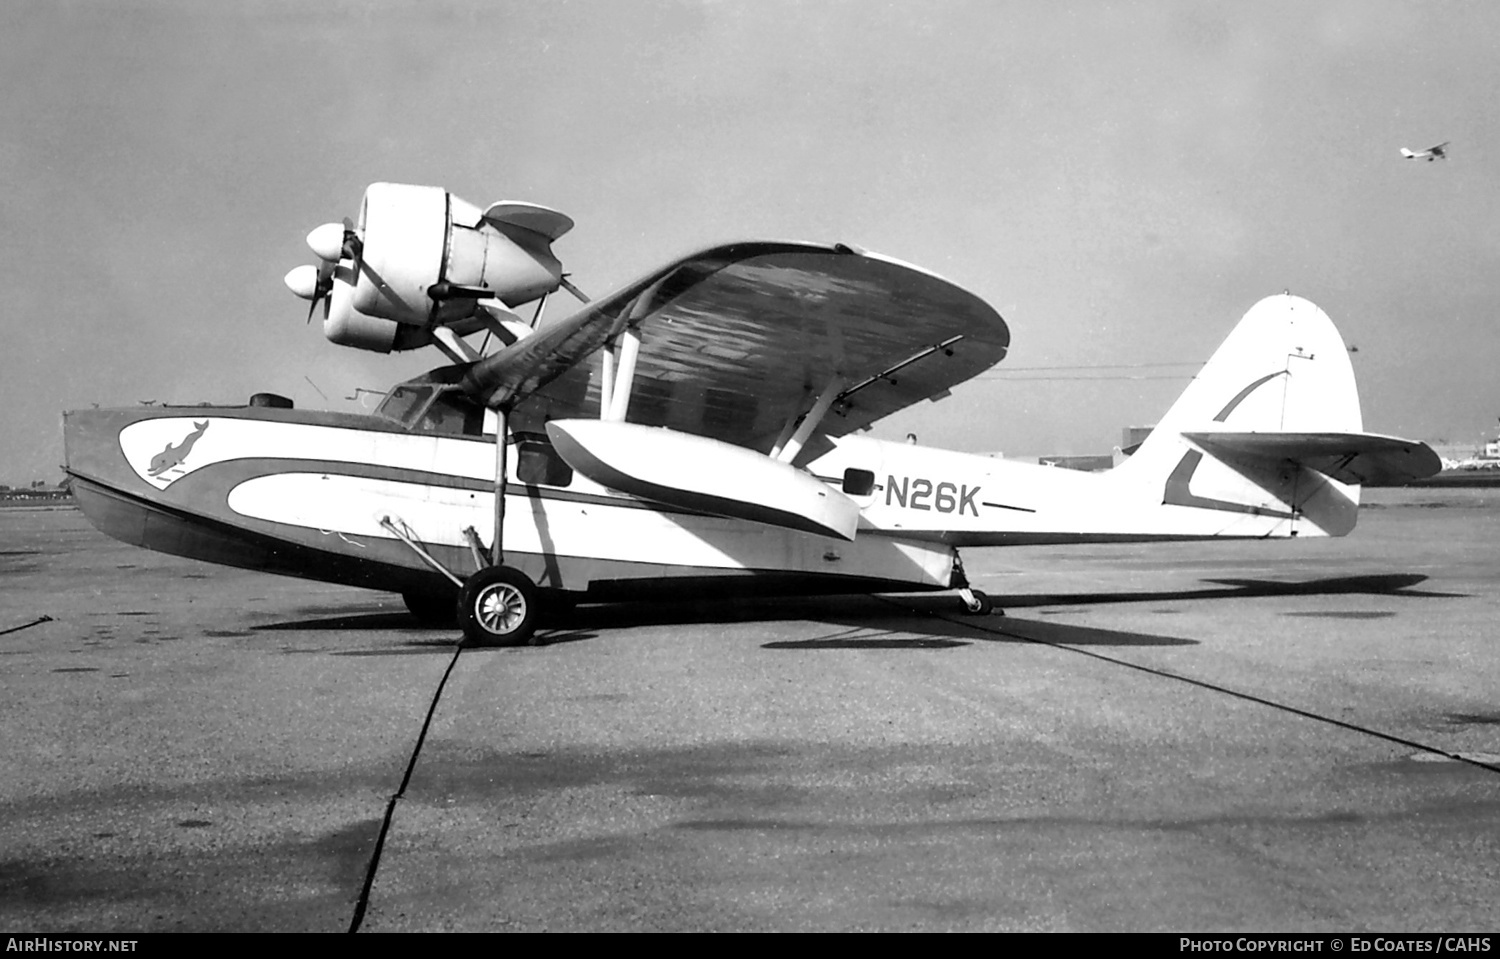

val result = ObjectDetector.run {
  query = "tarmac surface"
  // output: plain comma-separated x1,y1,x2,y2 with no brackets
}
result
1,488,1497,932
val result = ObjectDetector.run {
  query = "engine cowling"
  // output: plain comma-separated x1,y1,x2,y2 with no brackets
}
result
322,265,434,353
353,182,566,325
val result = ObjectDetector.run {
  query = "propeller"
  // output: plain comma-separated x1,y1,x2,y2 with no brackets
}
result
307,218,362,262
283,263,333,323
285,219,364,323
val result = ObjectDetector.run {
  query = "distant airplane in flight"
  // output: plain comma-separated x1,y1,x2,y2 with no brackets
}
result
1401,141,1449,162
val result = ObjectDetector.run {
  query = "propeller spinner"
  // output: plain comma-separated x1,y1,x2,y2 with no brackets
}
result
284,220,362,322
283,263,332,323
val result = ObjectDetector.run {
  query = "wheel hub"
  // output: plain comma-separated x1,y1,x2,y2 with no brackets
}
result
476,583,527,635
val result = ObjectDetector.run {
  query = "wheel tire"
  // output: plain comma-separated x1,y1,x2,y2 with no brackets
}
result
402,589,457,627
961,589,994,615
457,566,539,646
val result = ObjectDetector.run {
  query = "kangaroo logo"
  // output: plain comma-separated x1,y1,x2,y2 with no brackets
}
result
149,421,210,476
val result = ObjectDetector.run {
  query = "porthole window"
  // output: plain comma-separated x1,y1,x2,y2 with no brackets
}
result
842,468,875,496
516,437,574,487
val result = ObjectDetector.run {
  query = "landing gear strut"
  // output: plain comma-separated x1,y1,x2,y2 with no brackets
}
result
381,402,544,646
952,550,1001,616
455,402,543,646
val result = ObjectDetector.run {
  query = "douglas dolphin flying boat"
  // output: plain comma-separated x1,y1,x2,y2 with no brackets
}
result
64,182,1441,645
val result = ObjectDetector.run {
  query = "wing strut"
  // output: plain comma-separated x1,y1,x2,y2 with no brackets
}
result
491,408,510,565
606,329,642,422
772,376,846,463
599,274,668,421
432,327,483,364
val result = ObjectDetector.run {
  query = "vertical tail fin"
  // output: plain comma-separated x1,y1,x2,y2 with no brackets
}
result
1110,294,1363,537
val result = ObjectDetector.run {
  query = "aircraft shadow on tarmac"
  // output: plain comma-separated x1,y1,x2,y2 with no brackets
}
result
249,572,1456,654
537,601,1195,650
252,596,980,651
256,611,440,632
996,572,1458,609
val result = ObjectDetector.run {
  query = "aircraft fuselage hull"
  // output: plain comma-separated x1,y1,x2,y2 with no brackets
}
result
62,406,959,601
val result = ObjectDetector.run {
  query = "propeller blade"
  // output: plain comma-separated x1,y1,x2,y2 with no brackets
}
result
286,263,335,323
343,219,363,260
341,216,364,269
313,260,336,323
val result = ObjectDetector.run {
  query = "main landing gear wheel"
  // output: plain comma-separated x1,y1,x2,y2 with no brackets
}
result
959,588,995,615
457,566,539,646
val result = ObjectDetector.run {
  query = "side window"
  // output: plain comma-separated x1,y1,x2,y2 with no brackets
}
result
842,468,875,496
516,437,574,487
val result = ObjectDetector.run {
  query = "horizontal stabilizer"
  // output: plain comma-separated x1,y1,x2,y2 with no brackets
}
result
1182,431,1441,487
546,419,860,540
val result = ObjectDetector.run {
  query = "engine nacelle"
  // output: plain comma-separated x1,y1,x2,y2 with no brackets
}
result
351,182,566,326
288,182,572,354
323,268,432,353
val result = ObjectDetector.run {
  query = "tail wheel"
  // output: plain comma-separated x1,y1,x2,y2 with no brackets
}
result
457,566,539,646
961,589,994,615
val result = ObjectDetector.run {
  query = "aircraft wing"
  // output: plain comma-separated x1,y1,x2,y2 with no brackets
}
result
473,241,1010,457
1182,430,1442,487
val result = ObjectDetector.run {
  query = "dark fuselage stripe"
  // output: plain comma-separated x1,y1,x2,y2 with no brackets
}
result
1162,370,1298,518
167,456,702,515
552,435,849,539
979,501,1036,513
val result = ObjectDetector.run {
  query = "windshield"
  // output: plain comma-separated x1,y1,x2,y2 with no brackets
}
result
375,384,432,425
374,384,485,435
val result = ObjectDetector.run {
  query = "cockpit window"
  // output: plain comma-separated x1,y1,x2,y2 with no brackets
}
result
375,384,485,436
375,385,431,425
516,434,574,487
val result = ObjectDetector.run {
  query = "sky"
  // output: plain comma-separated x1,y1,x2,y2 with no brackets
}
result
3,0,1498,484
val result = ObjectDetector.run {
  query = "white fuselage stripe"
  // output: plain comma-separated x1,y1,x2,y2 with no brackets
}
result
226,472,954,585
